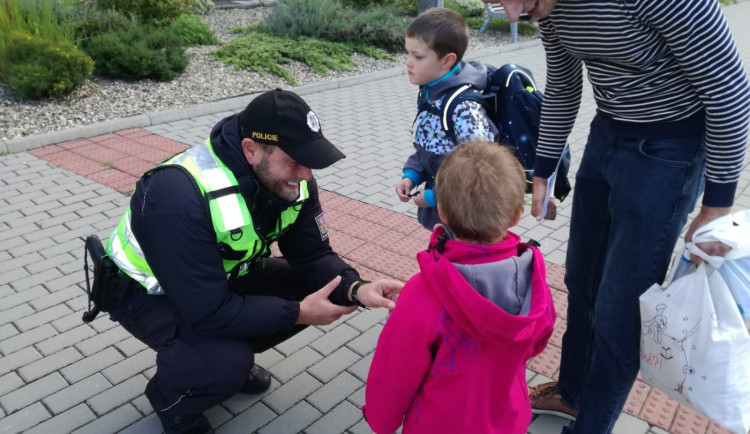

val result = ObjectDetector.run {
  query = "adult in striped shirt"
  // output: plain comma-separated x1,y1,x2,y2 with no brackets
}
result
488,0,750,433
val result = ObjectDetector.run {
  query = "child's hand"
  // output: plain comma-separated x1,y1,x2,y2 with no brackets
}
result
395,178,414,202
412,190,428,208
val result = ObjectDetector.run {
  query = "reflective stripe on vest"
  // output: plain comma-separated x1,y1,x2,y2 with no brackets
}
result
107,140,309,294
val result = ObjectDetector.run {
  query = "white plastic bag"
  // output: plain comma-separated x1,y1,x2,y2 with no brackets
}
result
685,209,750,327
639,259,750,434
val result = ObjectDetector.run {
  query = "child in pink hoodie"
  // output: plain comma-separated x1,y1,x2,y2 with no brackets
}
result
363,141,556,434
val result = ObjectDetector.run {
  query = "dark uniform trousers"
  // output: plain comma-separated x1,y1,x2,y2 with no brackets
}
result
108,258,309,416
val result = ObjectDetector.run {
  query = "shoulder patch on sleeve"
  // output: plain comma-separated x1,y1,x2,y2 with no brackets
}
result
315,212,329,241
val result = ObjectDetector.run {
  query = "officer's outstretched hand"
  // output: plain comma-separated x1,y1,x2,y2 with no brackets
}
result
354,280,404,312
297,276,357,325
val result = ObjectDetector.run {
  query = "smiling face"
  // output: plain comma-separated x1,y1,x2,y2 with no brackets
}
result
404,36,455,86
484,0,558,21
243,139,313,202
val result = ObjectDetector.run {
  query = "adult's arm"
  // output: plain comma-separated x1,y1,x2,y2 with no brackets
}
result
277,178,361,306
130,167,300,338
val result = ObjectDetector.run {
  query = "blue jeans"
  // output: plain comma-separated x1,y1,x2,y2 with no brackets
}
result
559,114,705,434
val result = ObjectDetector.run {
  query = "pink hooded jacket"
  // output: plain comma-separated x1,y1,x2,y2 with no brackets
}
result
363,226,556,434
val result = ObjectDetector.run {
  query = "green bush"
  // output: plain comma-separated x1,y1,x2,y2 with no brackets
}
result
84,24,188,80
0,31,93,98
465,16,537,35
0,0,75,50
190,0,215,15
450,0,485,17
259,0,407,52
93,0,192,25
169,14,217,45
70,8,133,42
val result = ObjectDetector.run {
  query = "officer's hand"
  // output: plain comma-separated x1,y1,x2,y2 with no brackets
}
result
353,280,404,311
396,178,414,202
297,276,357,325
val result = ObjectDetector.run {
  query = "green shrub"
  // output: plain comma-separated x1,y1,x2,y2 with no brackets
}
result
93,0,192,25
169,14,217,45
0,31,93,98
450,0,485,17
0,0,75,50
465,16,537,35
258,0,407,52
213,31,394,85
70,8,133,42
84,24,188,80
190,0,215,15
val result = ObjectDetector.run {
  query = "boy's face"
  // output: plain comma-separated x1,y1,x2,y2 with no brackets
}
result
404,37,455,86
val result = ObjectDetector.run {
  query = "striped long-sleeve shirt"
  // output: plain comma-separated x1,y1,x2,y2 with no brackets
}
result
534,0,750,207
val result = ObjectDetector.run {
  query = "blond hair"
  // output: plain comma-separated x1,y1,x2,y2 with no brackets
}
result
435,141,526,243
406,7,469,64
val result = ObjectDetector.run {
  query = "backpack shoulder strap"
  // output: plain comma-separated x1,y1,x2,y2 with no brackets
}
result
440,85,490,143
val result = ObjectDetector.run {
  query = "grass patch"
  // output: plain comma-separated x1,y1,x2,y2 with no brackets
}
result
466,16,537,35
212,30,395,85
0,0,75,50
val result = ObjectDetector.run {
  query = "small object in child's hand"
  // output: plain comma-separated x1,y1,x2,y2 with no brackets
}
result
406,189,421,198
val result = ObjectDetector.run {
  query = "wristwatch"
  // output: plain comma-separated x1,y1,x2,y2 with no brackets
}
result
351,280,371,308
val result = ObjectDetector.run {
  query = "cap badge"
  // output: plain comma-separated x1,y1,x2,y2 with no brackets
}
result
306,111,321,133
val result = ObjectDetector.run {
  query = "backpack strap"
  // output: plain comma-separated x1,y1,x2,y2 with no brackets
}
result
439,85,492,144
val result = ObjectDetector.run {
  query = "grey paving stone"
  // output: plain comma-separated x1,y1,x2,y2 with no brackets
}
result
87,375,148,415
36,324,96,356
254,347,285,369
115,336,150,358
0,286,46,312
15,304,73,332
268,346,323,383
0,402,51,434
0,304,34,327
1,251,43,275
257,400,321,434
24,403,97,434
305,400,363,434
17,346,83,383
101,349,154,384
0,323,57,356
43,372,112,414
346,385,365,409
0,372,24,396
527,414,572,434
0,347,41,377
307,347,361,383
130,394,153,416
346,351,373,383
75,325,130,357
0,372,68,413
345,307,388,333
0,323,18,341
71,404,142,434
30,286,82,312
118,413,162,434
43,271,84,293
221,379,280,416
347,417,372,434
306,371,363,414
262,372,322,414
7,267,62,293
309,323,360,356
273,326,324,357
345,323,382,357
215,402,277,434
60,347,125,384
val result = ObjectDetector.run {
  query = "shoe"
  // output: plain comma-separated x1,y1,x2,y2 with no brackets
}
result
239,364,272,394
529,381,579,421
156,412,214,434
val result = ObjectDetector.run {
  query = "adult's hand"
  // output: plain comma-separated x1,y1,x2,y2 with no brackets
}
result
530,176,557,221
351,280,404,311
684,205,733,264
296,276,357,325
395,178,414,202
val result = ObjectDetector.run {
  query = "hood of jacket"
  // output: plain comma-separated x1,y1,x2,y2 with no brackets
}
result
209,113,304,235
422,60,488,102
417,225,553,345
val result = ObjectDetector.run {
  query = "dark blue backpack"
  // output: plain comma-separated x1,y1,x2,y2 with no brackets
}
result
428,63,571,201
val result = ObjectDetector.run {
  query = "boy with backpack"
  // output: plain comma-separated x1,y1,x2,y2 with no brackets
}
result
364,141,556,433
395,7,498,231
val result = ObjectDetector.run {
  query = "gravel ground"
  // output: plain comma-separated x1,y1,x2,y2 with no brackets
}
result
0,6,538,140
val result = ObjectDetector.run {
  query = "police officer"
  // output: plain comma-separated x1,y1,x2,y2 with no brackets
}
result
104,89,403,434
